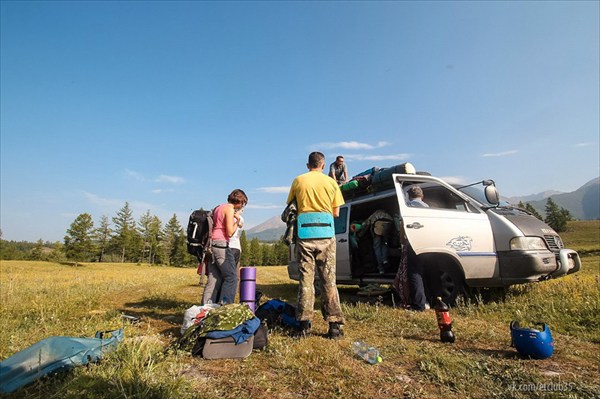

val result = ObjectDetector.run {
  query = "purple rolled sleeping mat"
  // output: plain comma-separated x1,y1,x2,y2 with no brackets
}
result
240,267,257,312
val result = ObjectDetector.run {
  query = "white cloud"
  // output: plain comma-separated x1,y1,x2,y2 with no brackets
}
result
125,169,145,181
82,191,156,215
346,153,411,162
156,175,185,184
316,141,390,150
152,188,175,194
481,150,518,157
83,191,122,208
574,142,595,148
256,186,290,194
124,169,185,184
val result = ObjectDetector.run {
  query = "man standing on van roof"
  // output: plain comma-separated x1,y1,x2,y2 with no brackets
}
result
287,151,346,339
328,155,348,185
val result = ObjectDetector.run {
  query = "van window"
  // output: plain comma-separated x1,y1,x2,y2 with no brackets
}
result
405,182,479,213
335,207,348,234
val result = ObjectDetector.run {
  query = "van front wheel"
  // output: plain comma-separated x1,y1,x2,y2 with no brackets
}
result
433,264,464,305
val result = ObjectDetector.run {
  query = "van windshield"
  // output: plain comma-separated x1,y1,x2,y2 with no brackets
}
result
456,184,510,208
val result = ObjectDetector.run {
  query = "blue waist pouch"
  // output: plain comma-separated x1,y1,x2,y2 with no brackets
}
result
297,212,335,239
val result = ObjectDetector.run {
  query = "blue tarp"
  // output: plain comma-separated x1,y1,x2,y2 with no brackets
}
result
0,329,124,393
205,316,261,343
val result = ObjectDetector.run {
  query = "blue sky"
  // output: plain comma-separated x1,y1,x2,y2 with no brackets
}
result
1,1,598,243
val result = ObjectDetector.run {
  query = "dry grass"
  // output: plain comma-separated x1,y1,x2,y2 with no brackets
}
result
1,222,599,399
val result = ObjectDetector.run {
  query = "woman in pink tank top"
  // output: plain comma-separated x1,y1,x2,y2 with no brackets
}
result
201,189,248,305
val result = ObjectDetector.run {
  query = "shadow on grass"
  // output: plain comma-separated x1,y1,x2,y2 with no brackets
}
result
125,297,190,310
457,346,517,359
256,283,298,303
120,297,191,338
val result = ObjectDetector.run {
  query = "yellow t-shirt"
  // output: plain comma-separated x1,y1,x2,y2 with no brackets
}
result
287,170,345,214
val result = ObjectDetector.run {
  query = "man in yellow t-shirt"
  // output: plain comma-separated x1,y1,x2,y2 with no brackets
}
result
286,151,346,339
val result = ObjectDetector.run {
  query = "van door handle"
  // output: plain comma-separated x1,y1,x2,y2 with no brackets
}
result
338,238,348,243
406,222,424,229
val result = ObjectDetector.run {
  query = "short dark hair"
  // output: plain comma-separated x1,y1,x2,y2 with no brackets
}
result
408,186,424,199
336,155,344,162
308,152,325,168
228,189,248,205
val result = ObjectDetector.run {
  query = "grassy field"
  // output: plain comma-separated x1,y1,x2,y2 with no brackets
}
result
1,221,599,398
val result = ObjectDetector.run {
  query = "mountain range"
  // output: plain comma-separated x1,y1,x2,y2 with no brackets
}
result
246,177,599,242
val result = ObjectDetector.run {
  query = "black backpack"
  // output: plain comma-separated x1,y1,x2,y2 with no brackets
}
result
186,209,213,262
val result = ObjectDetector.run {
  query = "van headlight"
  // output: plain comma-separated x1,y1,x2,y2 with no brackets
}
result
510,237,548,251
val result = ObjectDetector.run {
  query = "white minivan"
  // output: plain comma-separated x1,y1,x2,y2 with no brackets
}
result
287,171,581,303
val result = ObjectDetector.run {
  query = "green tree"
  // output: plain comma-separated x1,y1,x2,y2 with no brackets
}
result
162,214,186,266
248,237,262,266
273,240,289,266
525,203,543,221
138,211,163,264
94,215,112,262
240,231,250,266
64,213,96,261
544,198,572,232
149,215,163,264
30,239,46,261
112,202,139,263
261,243,275,266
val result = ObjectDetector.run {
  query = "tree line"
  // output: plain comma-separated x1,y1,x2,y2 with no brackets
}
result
517,197,573,232
0,202,289,266
1,198,574,263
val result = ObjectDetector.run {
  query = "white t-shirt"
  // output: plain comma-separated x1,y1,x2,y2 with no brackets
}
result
229,215,244,250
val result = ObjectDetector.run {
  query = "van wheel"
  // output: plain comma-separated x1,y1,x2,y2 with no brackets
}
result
435,265,464,305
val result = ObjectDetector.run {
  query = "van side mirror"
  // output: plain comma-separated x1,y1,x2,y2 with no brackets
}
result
485,185,500,206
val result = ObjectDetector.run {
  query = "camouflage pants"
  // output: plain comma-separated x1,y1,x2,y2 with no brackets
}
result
295,237,345,324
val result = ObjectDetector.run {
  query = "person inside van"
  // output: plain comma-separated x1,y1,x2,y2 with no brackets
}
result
407,186,429,208
357,210,394,275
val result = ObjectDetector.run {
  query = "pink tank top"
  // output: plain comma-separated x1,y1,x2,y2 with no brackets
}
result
211,203,230,242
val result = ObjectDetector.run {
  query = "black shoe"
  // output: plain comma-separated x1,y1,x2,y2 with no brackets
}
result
327,322,343,339
293,320,311,339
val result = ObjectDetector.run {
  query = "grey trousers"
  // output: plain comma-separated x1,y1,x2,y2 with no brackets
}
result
201,240,238,305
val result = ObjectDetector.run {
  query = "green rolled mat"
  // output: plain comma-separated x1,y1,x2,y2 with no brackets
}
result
341,180,359,191
350,223,362,232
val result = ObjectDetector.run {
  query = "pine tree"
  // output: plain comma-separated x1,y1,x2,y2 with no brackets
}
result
544,198,572,232
274,240,289,266
240,230,250,266
64,213,96,261
112,202,139,263
94,215,112,262
138,211,163,264
162,214,185,266
525,203,543,221
249,237,262,266
261,244,274,266
30,239,46,261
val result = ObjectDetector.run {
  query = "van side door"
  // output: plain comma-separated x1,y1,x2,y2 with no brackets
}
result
334,206,351,279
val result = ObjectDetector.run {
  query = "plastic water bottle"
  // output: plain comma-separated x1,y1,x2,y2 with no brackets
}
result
352,341,382,364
